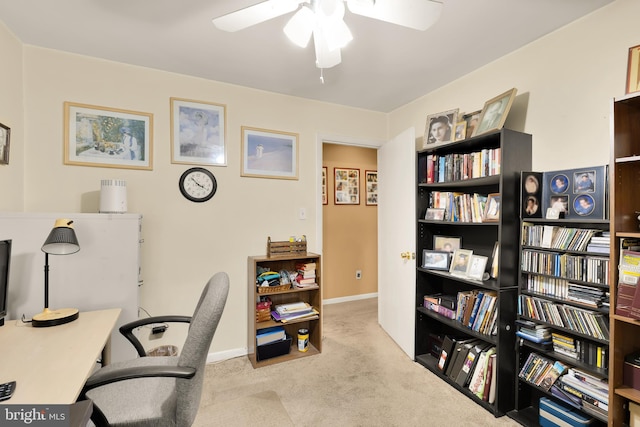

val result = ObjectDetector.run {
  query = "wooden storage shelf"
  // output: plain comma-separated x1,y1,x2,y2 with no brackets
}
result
248,252,322,368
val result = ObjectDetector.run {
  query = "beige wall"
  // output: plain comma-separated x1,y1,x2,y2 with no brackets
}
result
1,36,387,358
0,22,25,210
389,0,638,172
322,144,378,301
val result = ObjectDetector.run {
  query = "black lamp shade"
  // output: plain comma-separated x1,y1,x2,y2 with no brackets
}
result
41,219,80,255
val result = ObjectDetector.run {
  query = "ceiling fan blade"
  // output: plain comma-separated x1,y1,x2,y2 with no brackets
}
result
346,0,442,31
213,0,303,32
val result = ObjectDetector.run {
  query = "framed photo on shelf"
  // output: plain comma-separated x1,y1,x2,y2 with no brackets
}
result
170,97,226,166
322,166,328,205
422,250,451,271
627,44,640,95
490,242,499,279
334,167,360,205
472,88,517,137
453,121,467,142
423,108,459,148
0,122,10,165
483,193,501,222
64,102,153,170
425,208,445,221
433,235,461,252
241,126,298,180
450,249,473,276
463,110,481,138
365,170,378,206
467,255,488,280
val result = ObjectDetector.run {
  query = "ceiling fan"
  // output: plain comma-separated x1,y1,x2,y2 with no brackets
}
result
212,0,443,69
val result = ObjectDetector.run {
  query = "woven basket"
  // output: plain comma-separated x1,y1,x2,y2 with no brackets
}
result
256,308,271,323
257,283,291,294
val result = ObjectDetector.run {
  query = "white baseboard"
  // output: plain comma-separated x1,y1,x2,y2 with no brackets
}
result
206,293,378,364
323,292,377,305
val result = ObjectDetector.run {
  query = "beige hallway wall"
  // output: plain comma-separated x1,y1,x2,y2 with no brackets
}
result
322,144,377,300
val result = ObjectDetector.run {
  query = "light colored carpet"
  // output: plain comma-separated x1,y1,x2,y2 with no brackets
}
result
197,297,521,427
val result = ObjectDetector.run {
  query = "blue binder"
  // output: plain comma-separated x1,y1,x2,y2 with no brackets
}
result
539,397,595,427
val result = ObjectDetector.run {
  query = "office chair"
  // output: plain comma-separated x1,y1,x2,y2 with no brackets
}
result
81,272,230,427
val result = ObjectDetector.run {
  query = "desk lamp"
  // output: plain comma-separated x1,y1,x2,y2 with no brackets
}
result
32,219,81,327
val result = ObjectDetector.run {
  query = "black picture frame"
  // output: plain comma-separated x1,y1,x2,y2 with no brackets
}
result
422,250,451,270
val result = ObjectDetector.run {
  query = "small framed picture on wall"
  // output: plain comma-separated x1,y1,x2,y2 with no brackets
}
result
365,170,377,206
334,167,360,205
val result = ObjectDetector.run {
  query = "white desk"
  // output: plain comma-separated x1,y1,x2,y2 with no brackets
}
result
0,308,121,404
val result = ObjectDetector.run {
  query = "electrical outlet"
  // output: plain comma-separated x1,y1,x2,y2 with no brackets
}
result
356,270,362,279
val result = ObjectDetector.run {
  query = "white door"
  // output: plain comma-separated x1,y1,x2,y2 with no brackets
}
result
378,127,416,358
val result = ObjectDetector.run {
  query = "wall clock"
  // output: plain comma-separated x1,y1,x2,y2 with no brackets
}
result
178,167,217,202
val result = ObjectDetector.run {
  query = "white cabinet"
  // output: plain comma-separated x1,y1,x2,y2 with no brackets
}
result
0,212,142,362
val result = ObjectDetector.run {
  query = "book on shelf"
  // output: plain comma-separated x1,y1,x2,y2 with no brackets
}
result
539,360,568,391
616,249,640,317
446,339,478,381
455,341,491,387
271,308,319,323
468,346,496,399
275,301,312,315
295,262,316,271
256,326,286,346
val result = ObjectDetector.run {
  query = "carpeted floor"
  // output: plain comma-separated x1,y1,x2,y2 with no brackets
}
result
194,297,521,427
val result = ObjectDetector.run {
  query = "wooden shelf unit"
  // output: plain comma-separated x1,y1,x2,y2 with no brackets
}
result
247,253,322,368
609,93,640,426
414,128,532,417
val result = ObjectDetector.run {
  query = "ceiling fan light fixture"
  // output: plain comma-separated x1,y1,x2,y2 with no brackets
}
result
283,6,315,47
313,28,342,69
321,18,352,51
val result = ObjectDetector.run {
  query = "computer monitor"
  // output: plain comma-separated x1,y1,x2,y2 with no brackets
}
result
0,239,11,327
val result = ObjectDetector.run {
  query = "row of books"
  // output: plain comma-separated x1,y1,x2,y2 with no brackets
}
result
429,191,488,223
518,294,609,341
271,301,319,323
518,353,609,419
521,249,609,285
437,336,497,403
552,331,609,370
585,233,610,254
424,148,501,184
515,319,551,345
294,261,318,288
521,223,605,253
523,274,608,309
615,245,640,319
423,290,498,336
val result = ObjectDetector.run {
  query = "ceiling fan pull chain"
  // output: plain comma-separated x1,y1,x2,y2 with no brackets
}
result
319,68,325,84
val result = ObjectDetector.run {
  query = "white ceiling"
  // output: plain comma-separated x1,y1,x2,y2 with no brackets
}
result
0,0,613,112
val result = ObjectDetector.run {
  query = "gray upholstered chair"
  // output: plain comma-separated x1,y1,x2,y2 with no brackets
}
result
81,272,230,427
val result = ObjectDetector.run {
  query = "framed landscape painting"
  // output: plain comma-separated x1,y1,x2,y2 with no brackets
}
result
64,102,153,170
241,126,298,179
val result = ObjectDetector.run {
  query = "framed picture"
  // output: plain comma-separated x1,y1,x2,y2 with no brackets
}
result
627,44,640,95
64,102,153,170
573,194,596,216
241,126,298,180
573,170,595,193
170,97,226,166
425,208,445,221
334,167,360,205
463,110,481,138
450,249,473,276
490,242,499,279
423,108,459,148
467,255,488,280
0,122,10,165
433,235,461,253
422,250,451,271
365,170,378,206
472,88,517,137
550,173,569,194
453,121,467,142
322,166,328,205
483,193,501,222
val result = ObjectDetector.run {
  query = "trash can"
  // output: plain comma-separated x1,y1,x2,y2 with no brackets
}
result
146,345,178,357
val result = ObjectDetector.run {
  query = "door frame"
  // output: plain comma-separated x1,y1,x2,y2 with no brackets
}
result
315,133,385,259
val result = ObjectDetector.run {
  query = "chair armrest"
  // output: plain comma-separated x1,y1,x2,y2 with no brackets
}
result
82,365,196,393
119,315,192,357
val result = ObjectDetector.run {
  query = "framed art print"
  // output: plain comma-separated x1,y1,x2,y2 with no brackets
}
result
335,167,360,205
425,208,445,221
365,170,378,206
0,122,9,165
450,249,473,276
241,126,298,180
627,44,640,95
424,108,459,148
472,88,517,137
322,166,328,205
170,97,226,166
422,250,450,271
467,255,488,280
64,102,153,170
483,193,501,222
433,235,461,252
